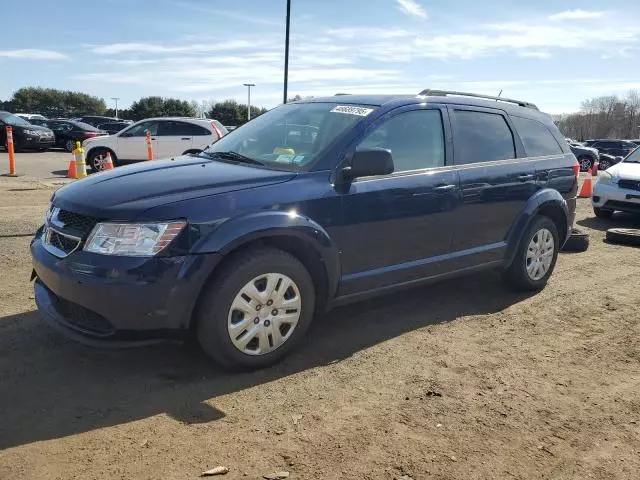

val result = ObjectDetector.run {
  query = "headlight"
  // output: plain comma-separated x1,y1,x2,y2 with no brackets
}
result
24,129,42,136
84,221,186,256
597,171,613,184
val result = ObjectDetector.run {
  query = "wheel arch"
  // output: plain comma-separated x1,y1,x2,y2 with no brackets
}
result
505,189,569,265
187,212,341,330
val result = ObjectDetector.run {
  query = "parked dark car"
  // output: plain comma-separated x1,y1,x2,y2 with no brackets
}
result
597,153,623,170
568,142,599,171
31,90,578,369
42,119,107,152
582,139,637,157
96,121,131,135
70,116,127,128
0,111,55,151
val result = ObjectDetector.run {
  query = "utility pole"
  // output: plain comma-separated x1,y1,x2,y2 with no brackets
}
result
283,0,291,104
111,97,120,119
243,83,255,121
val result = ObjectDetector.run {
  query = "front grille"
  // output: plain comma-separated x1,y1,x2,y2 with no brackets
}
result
57,210,98,236
49,230,79,253
53,296,114,336
618,179,640,192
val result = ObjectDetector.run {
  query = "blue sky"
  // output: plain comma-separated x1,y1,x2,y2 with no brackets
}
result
1,0,639,113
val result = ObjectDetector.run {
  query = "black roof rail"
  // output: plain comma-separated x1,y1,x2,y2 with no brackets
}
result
418,89,538,110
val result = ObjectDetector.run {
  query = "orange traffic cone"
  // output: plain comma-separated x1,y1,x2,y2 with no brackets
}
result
67,160,77,179
104,152,114,170
578,167,593,198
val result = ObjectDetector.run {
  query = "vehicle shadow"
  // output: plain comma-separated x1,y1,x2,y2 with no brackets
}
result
0,271,533,450
576,212,640,232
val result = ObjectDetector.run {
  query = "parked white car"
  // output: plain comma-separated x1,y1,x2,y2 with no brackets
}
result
592,146,640,218
82,117,228,172
15,113,47,122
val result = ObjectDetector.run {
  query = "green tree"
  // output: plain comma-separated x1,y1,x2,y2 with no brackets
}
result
104,108,134,120
206,99,268,126
129,96,195,120
9,87,106,117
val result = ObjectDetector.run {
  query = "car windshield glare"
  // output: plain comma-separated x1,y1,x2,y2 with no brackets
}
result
624,148,640,163
0,112,31,127
204,102,377,170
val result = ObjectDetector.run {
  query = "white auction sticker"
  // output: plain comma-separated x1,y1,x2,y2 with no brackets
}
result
330,105,374,116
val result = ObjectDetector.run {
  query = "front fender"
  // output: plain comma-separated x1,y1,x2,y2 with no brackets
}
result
193,211,340,297
505,189,569,265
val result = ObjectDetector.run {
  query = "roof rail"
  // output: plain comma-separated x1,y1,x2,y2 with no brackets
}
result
418,89,538,110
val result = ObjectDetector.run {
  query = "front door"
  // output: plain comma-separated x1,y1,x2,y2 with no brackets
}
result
336,106,461,295
116,120,159,161
156,120,198,159
448,106,535,266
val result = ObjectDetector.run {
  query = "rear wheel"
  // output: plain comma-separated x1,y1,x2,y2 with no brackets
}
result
64,139,76,152
594,207,614,219
578,155,593,172
196,248,315,370
599,158,612,170
504,216,559,291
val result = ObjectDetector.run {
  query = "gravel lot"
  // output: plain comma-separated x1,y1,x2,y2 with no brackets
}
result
0,175,639,480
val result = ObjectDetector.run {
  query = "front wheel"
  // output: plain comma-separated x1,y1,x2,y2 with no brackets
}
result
503,216,559,291
87,148,115,173
64,139,76,152
196,248,316,370
599,159,611,170
578,156,593,172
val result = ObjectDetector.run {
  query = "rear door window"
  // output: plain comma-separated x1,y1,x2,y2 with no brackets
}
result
453,110,515,164
511,116,562,157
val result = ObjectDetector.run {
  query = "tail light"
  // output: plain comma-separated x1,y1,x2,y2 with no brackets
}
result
210,121,223,140
572,161,580,180
83,132,99,138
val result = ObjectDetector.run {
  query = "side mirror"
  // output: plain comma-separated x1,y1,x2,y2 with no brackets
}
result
615,156,623,162
343,148,394,180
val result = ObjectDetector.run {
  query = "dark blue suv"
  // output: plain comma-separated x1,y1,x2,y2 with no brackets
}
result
31,90,578,369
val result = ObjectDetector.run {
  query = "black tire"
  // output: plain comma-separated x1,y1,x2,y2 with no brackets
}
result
503,216,560,291
561,227,589,252
64,139,76,153
87,147,116,173
594,207,614,219
196,247,316,370
578,155,593,172
599,159,611,170
606,228,640,246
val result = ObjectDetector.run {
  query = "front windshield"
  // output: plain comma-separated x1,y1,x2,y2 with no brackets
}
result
0,112,31,127
624,147,640,163
204,102,377,170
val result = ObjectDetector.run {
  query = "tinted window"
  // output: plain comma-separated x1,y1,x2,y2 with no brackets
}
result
70,121,99,131
511,116,562,156
454,110,515,164
358,109,445,172
121,121,159,137
47,121,72,131
160,121,210,136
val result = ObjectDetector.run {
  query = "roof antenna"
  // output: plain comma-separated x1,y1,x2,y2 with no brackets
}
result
497,89,503,100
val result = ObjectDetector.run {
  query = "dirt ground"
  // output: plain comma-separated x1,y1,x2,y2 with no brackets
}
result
0,176,639,480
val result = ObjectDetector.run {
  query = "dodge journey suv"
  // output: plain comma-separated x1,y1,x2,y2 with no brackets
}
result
31,90,578,370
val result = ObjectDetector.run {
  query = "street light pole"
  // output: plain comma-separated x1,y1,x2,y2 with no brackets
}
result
283,0,291,104
111,97,120,119
243,83,255,121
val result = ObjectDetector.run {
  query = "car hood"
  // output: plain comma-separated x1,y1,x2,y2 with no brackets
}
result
608,161,640,180
23,124,53,133
53,155,296,220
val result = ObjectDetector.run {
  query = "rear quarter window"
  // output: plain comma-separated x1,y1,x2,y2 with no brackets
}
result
453,110,515,164
511,116,563,157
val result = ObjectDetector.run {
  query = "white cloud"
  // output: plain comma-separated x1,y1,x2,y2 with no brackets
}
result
396,0,428,19
518,51,552,59
86,40,266,55
327,28,412,40
0,49,68,60
549,10,605,21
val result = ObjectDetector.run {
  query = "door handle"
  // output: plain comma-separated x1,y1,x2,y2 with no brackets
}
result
151,137,157,140
434,184,457,192
517,174,534,181
181,137,191,140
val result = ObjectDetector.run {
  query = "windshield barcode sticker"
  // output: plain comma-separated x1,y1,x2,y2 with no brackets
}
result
331,105,374,116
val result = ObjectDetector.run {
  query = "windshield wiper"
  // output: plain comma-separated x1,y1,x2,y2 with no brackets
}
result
205,150,264,166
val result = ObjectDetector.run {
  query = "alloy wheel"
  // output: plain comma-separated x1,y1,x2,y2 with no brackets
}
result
525,228,555,281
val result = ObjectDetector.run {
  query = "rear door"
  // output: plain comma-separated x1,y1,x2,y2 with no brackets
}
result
116,121,159,160
448,106,534,265
156,121,213,158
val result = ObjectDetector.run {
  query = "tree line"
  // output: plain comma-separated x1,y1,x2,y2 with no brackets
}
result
555,90,640,141
0,87,269,126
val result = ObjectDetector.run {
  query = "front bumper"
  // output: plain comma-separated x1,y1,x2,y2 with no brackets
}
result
31,231,222,346
19,134,55,148
592,181,640,214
